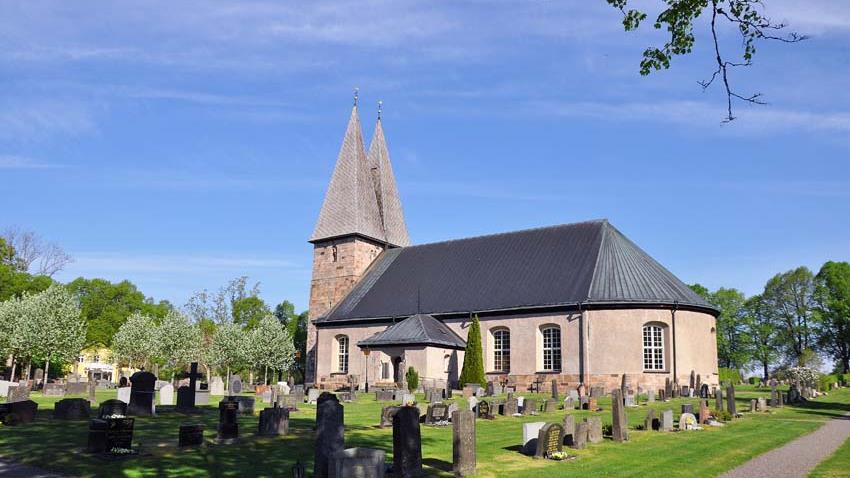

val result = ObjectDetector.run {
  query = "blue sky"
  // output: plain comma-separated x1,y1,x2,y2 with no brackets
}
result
2,1,849,312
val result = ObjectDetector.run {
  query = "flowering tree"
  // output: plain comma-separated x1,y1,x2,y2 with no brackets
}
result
153,310,202,376
112,312,157,368
784,367,820,389
15,284,85,382
0,296,25,379
245,315,295,384
206,322,246,390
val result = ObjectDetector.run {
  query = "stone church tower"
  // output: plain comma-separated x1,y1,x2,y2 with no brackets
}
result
305,99,410,383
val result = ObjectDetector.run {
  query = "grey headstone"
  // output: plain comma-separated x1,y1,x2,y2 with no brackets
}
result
586,416,602,443
522,398,537,416
562,414,576,446
53,398,91,420
380,406,400,428
452,410,475,476
572,421,588,449
647,389,656,403
535,422,565,459
660,410,674,431
308,388,321,404
229,377,243,395
159,384,175,405
7,383,31,403
258,406,289,436
644,408,657,431
330,448,386,478
611,389,628,442
43,383,66,397
543,399,558,413
726,386,737,416
392,406,422,478
503,398,518,416
117,386,131,404
315,394,344,478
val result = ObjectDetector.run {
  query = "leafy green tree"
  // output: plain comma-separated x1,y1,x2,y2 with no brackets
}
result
112,312,158,368
245,315,296,384
459,315,486,388
606,0,806,121
275,301,309,383
743,294,781,380
710,288,750,369
813,261,850,373
232,296,270,330
761,267,815,365
67,277,171,347
0,260,52,302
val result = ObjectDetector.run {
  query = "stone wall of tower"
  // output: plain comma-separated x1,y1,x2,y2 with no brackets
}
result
305,236,385,384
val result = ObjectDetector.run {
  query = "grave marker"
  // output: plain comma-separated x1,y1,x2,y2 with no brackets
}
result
179,424,205,447
586,416,602,443
53,398,91,420
660,410,673,431
534,423,565,459
258,405,289,436
452,409,476,476
159,383,175,406
128,369,156,416
611,389,628,442
217,398,239,441
392,406,422,478
315,394,345,478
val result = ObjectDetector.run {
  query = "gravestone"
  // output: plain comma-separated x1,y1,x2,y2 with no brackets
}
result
279,394,298,411
217,398,239,441
564,396,575,410
87,417,134,453
503,398,518,416
380,406,400,428
401,392,415,404
521,422,545,455
229,376,243,395
572,421,588,449
315,394,345,478
681,386,690,398
579,396,589,410
0,380,12,398
660,410,674,431
34,369,44,383
587,397,598,411
258,405,289,436
665,378,673,399
88,375,97,405
577,383,586,398
392,406,422,478
426,403,450,424
726,385,737,416
563,414,576,446
611,389,628,442
308,388,322,404
699,400,710,424
43,383,66,397
523,398,537,416
210,376,225,396
128,370,156,416
330,448,386,478
647,389,656,403
689,370,696,391
7,383,31,403
590,386,604,398
179,424,205,447
118,376,128,387
53,398,91,420
376,390,394,401
551,379,559,400
476,400,493,419
452,409,476,477
535,423,565,459
624,393,637,407
177,362,202,409
715,387,724,411
468,396,478,412
0,399,38,426
66,382,87,395
195,390,210,406
117,386,131,404
681,403,694,415
586,416,603,443
485,382,495,397
543,399,558,413
159,383,175,406
757,397,767,412
445,385,453,400
568,389,579,401
98,399,127,418
621,374,631,400
749,399,757,412
231,396,255,416
645,409,658,431
700,383,710,399
679,412,698,431
658,388,666,401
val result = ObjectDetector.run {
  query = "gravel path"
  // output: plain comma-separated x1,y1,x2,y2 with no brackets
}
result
0,457,70,478
719,412,850,478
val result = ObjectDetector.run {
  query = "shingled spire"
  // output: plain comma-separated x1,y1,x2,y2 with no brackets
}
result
367,106,411,247
310,102,386,244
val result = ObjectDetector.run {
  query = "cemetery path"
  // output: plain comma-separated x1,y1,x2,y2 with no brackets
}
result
718,412,850,478
0,457,70,478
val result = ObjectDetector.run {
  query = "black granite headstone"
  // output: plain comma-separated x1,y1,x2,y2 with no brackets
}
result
258,405,289,436
53,398,91,420
97,399,128,418
314,394,344,478
217,399,239,440
0,400,38,425
393,406,423,478
128,370,156,416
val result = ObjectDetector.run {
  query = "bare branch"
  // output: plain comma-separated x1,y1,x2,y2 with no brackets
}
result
2,226,73,277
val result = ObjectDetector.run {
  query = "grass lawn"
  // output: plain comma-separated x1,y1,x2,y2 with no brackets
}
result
1,385,849,477
810,434,850,478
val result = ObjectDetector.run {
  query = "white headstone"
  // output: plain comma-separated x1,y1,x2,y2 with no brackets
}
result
117,386,131,404
279,381,291,395
159,383,174,405
307,388,321,403
522,422,546,446
468,396,479,411
0,380,11,398
210,376,225,396
517,397,525,407
402,393,415,404
679,412,698,431
262,389,272,404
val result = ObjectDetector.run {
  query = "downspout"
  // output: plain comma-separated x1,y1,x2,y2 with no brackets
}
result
671,301,679,384
578,302,586,386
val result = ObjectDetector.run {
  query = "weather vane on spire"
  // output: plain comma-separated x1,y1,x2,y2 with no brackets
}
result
377,100,383,120
353,87,359,107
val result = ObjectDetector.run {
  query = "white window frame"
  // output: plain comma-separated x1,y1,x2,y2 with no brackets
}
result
493,329,511,372
337,335,349,373
541,326,561,372
642,325,665,371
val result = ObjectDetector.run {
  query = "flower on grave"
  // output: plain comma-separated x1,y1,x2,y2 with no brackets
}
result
110,447,133,455
106,414,126,419
548,451,571,461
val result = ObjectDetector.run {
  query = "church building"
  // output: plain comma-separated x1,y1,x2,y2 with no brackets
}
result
305,99,719,394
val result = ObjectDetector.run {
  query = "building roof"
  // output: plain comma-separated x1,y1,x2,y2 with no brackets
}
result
367,118,410,247
318,219,717,324
357,314,467,349
310,105,388,244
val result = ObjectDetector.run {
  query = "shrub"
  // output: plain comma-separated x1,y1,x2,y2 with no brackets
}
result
818,374,839,392
747,376,758,385
711,408,732,422
719,368,742,385
458,315,486,388
406,367,419,392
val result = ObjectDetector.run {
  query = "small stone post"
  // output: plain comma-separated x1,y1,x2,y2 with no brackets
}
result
611,389,628,442
452,409,475,477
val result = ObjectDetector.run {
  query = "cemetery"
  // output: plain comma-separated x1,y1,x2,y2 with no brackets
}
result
1,377,850,477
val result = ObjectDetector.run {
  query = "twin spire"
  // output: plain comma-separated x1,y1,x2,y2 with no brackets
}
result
310,92,411,247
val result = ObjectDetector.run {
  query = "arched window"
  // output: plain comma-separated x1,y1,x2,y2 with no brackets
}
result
444,354,451,373
643,325,665,371
493,329,511,372
541,326,561,372
336,335,349,373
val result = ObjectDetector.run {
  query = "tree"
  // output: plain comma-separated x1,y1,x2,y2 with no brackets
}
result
207,323,247,390
185,276,263,326
761,267,815,365
67,277,171,347
813,262,850,373
606,0,806,121
275,301,309,382
710,288,750,369
459,315,486,388
112,312,158,368
232,296,270,330
16,284,86,382
743,294,780,380
0,240,53,301
153,310,202,375
1,227,73,277
245,315,295,384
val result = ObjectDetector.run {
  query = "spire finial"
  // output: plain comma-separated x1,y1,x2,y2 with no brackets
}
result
377,100,383,120
353,87,359,107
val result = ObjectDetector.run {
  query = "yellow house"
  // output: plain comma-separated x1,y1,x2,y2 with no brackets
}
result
72,346,120,383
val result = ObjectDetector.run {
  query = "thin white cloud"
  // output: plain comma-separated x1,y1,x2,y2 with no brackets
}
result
0,155,60,169
0,100,97,140
768,0,850,33
68,252,304,274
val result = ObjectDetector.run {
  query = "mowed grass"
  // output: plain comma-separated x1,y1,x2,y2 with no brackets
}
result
1,385,849,478
810,435,850,478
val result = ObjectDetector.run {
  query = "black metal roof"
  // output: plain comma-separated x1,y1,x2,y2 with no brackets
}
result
357,314,467,349
318,219,717,324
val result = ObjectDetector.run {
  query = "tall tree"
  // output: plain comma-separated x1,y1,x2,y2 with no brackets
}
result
813,261,850,373
761,267,815,365
232,296,270,330
185,276,263,326
606,0,807,121
153,310,202,375
245,315,296,384
206,323,246,390
1,227,73,277
459,315,486,388
710,288,750,369
0,241,53,301
112,312,158,368
275,301,308,382
743,294,780,380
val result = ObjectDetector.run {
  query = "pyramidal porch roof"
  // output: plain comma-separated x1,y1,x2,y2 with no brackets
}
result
357,314,467,350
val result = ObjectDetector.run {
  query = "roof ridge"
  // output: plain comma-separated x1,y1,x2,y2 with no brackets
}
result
403,218,609,250
586,220,609,302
